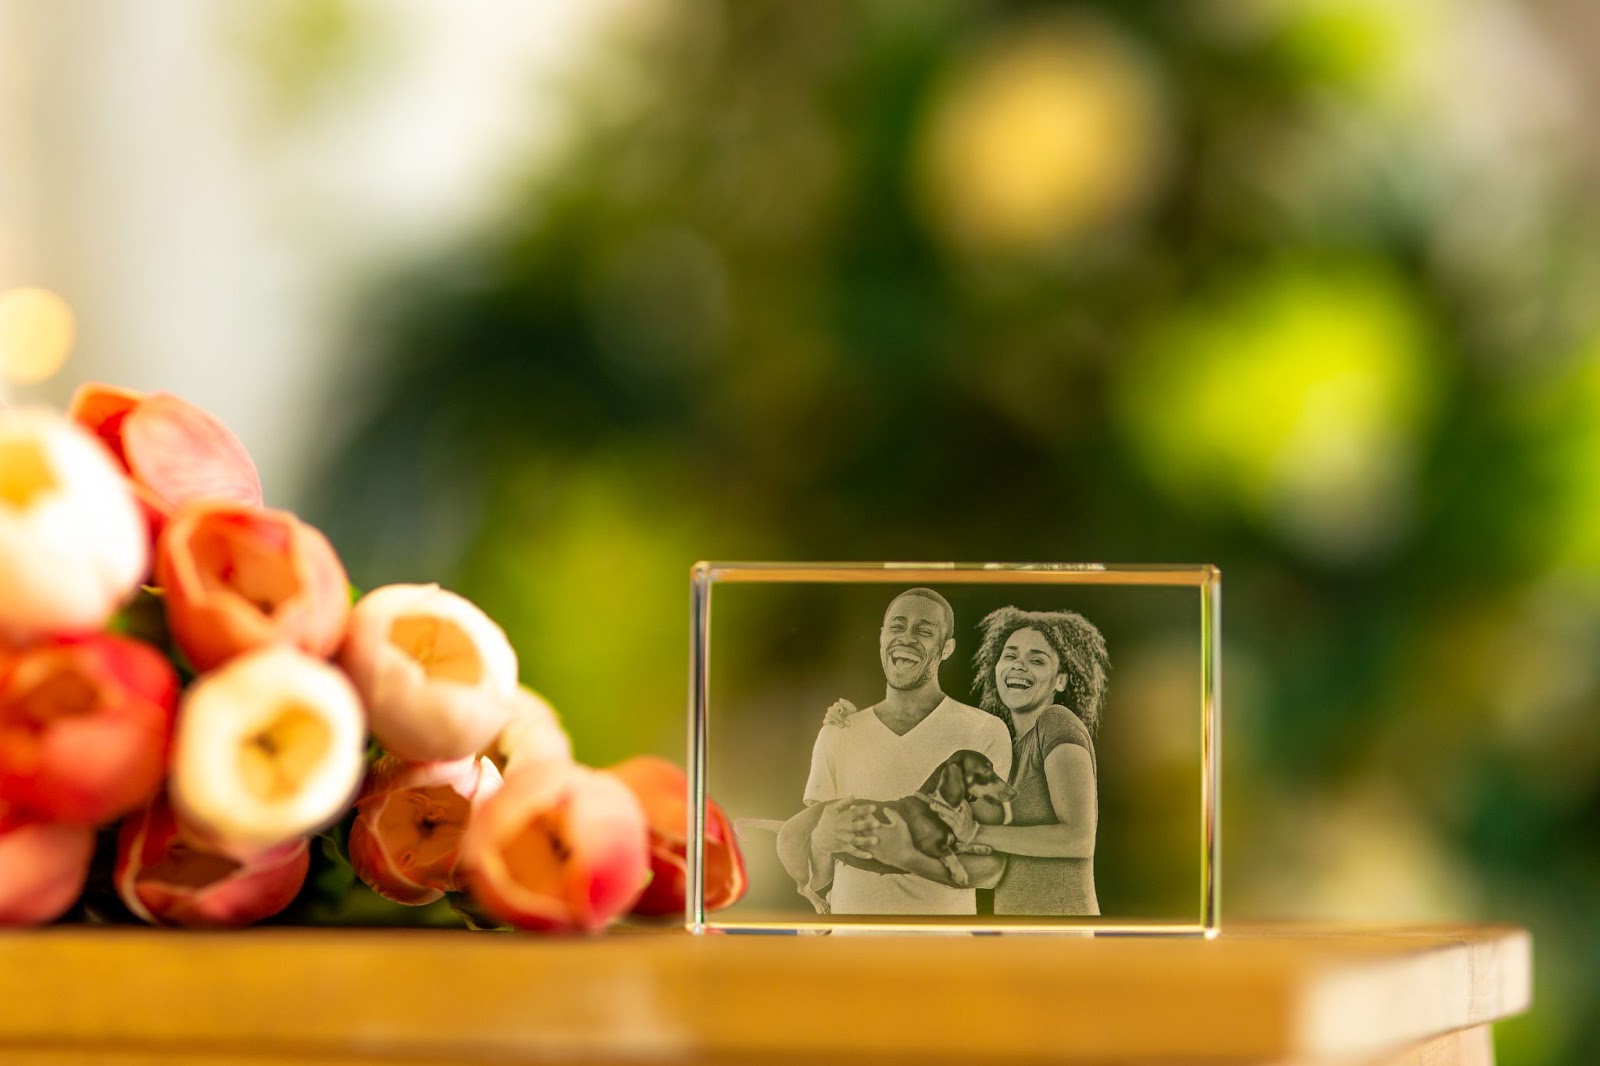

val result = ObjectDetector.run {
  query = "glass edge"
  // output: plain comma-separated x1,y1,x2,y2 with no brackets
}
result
687,564,711,933
1201,575,1222,935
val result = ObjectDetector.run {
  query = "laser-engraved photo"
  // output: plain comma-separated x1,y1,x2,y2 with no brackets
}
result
777,589,1107,917
690,563,1219,934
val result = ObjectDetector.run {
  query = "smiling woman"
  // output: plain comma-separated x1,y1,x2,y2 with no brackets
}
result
970,607,1109,916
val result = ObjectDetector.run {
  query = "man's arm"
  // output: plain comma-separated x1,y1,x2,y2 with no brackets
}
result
777,798,880,911
963,852,1006,889
863,810,1006,888
783,727,878,912
864,810,962,887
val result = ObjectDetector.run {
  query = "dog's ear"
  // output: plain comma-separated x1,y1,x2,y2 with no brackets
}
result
919,759,968,804
937,761,966,806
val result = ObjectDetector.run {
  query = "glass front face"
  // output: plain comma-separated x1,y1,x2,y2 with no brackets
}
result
690,564,1219,934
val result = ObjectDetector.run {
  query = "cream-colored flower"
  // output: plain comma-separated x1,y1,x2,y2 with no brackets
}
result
490,686,573,772
340,584,518,762
0,407,147,640
171,647,367,855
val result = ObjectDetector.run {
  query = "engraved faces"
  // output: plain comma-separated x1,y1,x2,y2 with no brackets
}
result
879,591,954,691
994,626,1067,714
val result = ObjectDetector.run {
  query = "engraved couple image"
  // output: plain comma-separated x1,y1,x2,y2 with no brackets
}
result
775,587,1109,917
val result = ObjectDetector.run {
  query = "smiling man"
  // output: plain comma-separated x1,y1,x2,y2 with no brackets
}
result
782,587,1013,915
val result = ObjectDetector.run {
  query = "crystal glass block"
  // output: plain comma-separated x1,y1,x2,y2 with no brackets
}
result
688,562,1220,935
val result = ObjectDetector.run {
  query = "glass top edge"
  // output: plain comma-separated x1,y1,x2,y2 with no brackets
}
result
693,562,1221,584
693,561,1219,573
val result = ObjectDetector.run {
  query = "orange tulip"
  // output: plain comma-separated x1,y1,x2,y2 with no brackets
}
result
0,804,94,925
114,793,308,927
0,635,178,826
462,761,650,932
608,756,748,916
69,383,261,539
155,502,351,672
348,754,503,905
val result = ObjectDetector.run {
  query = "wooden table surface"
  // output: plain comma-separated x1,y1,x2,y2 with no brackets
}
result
0,922,1530,1065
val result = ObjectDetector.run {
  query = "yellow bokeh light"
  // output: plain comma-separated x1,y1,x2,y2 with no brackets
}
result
915,16,1167,254
0,286,77,385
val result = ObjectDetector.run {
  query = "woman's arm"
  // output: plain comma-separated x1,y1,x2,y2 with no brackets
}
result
973,744,1096,859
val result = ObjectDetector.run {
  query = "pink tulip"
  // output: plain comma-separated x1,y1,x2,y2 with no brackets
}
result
462,761,650,932
348,754,503,905
114,793,308,927
0,635,178,825
0,804,94,925
155,502,351,672
608,756,748,916
69,383,262,539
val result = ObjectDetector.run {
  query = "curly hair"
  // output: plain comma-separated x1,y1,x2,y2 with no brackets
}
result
971,607,1109,739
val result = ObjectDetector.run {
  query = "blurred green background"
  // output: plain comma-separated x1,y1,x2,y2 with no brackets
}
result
8,0,1600,1060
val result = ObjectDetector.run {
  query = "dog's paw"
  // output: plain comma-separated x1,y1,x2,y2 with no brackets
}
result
940,853,970,887
801,886,831,914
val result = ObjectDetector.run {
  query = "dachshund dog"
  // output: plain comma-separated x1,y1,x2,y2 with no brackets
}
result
836,750,1017,887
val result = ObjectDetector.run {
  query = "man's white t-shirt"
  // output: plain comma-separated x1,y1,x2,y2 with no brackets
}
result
803,697,1013,915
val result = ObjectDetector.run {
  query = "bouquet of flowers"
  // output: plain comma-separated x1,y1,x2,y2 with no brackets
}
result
0,385,745,930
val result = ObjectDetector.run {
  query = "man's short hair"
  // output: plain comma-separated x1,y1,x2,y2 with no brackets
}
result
886,587,955,642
